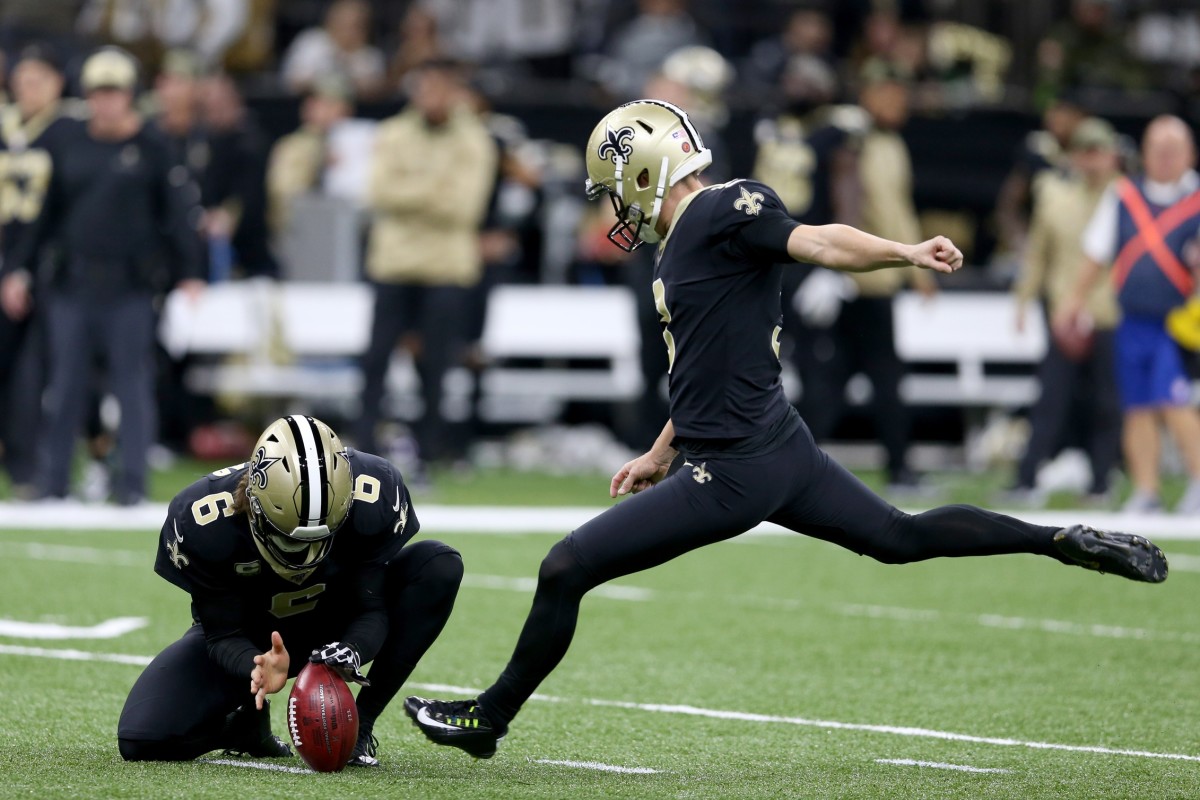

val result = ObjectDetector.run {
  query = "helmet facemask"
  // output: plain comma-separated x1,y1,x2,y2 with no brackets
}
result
248,493,338,572
587,158,673,252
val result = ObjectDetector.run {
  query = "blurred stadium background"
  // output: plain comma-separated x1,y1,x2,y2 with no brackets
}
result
5,4,1200,798
2,0,1200,506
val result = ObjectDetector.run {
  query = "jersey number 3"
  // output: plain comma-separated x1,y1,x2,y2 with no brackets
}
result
652,278,676,373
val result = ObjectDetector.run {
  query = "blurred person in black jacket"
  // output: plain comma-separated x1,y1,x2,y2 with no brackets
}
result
0,47,204,505
198,71,277,280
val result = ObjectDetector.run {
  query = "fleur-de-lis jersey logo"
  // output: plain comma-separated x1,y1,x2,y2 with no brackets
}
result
598,124,635,165
685,461,713,484
733,186,764,216
167,521,190,569
395,500,409,535
249,446,280,490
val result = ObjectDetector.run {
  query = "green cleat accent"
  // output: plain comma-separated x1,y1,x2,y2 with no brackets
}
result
404,696,505,759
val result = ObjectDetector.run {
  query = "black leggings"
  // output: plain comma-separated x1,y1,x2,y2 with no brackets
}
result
479,423,1066,726
118,540,462,761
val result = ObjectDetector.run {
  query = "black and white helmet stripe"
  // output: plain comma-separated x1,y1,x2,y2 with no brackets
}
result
283,414,329,527
635,98,705,150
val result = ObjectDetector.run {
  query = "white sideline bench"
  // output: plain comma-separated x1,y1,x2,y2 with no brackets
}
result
479,285,643,421
159,283,1046,423
158,282,643,423
893,291,1046,408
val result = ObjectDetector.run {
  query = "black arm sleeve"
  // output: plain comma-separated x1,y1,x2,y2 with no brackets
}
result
192,592,261,680
731,210,801,263
338,565,389,662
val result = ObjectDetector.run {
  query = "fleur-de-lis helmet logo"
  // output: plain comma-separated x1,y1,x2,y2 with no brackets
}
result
249,446,280,490
597,124,635,165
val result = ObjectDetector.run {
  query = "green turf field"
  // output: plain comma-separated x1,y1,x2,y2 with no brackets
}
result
2,508,1198,799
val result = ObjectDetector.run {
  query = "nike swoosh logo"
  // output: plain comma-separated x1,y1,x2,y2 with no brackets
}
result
416,706,461,731
173,521,183,543
392,487,401,512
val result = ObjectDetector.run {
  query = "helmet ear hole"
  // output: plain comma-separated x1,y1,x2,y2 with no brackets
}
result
637,168,650,190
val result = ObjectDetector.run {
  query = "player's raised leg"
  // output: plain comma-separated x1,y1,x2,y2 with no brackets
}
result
767,427,1167,582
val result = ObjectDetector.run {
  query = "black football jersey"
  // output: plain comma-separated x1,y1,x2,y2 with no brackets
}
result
155,449,418,643
652,179,797,442
0,103,71,264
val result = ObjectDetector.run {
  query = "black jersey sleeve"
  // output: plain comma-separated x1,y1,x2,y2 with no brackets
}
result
336,453,421,661
153,482,262,679
707,180,800,263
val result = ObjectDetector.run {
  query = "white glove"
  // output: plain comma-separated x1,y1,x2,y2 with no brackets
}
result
793,269,858,328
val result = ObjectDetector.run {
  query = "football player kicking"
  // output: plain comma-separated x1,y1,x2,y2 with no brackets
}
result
118,415,463,767
404,100,1168,759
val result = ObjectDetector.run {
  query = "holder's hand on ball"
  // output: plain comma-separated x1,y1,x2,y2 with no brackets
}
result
310,641,371,686
251,630,289,709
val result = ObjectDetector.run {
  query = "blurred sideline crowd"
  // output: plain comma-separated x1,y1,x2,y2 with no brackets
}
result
3,0,1200,514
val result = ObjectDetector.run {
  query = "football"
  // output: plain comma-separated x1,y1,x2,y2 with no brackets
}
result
287,662,359,772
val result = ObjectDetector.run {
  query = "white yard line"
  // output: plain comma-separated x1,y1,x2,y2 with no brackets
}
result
876,758,1011,774
1164,554,1200,572
0,643,151,665
3,538,1193,642
0,541,145,566
532,759,660,774
461,574,654,602
3,645,1197,764
199,758,313,774
3,501,1200,539
835,603,1200,645
0,616,147,640
581,698,1200,763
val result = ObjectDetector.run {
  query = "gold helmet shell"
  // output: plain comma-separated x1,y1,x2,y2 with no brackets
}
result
246,415,354,577
584,99,712,251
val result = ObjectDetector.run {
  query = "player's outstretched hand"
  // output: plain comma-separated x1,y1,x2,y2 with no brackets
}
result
611,451,674,497
250,631,289,710
907,236,963,274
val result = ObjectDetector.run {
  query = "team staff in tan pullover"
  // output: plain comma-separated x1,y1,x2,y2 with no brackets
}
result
1006,118,1122,504
356,58,497,464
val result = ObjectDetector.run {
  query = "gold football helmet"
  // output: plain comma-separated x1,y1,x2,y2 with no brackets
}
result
584,99,712,251
245,415,354,577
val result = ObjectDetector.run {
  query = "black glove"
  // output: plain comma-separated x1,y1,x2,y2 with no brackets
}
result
309,641,371,686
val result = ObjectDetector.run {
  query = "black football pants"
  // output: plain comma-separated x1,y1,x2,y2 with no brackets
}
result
1015,329,1120,494
356,283,470,462
117,540,462,761
795,296,912,479
478,421,1068,727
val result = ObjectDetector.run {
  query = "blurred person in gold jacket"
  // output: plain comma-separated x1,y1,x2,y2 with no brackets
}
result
1006,118,1122,506
356,59,497,465
264,75,352,235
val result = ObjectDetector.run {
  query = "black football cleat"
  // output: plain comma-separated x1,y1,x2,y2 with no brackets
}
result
221,699,294,758
1054,524,1168,583
347,730,380,768
404,696,505,759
